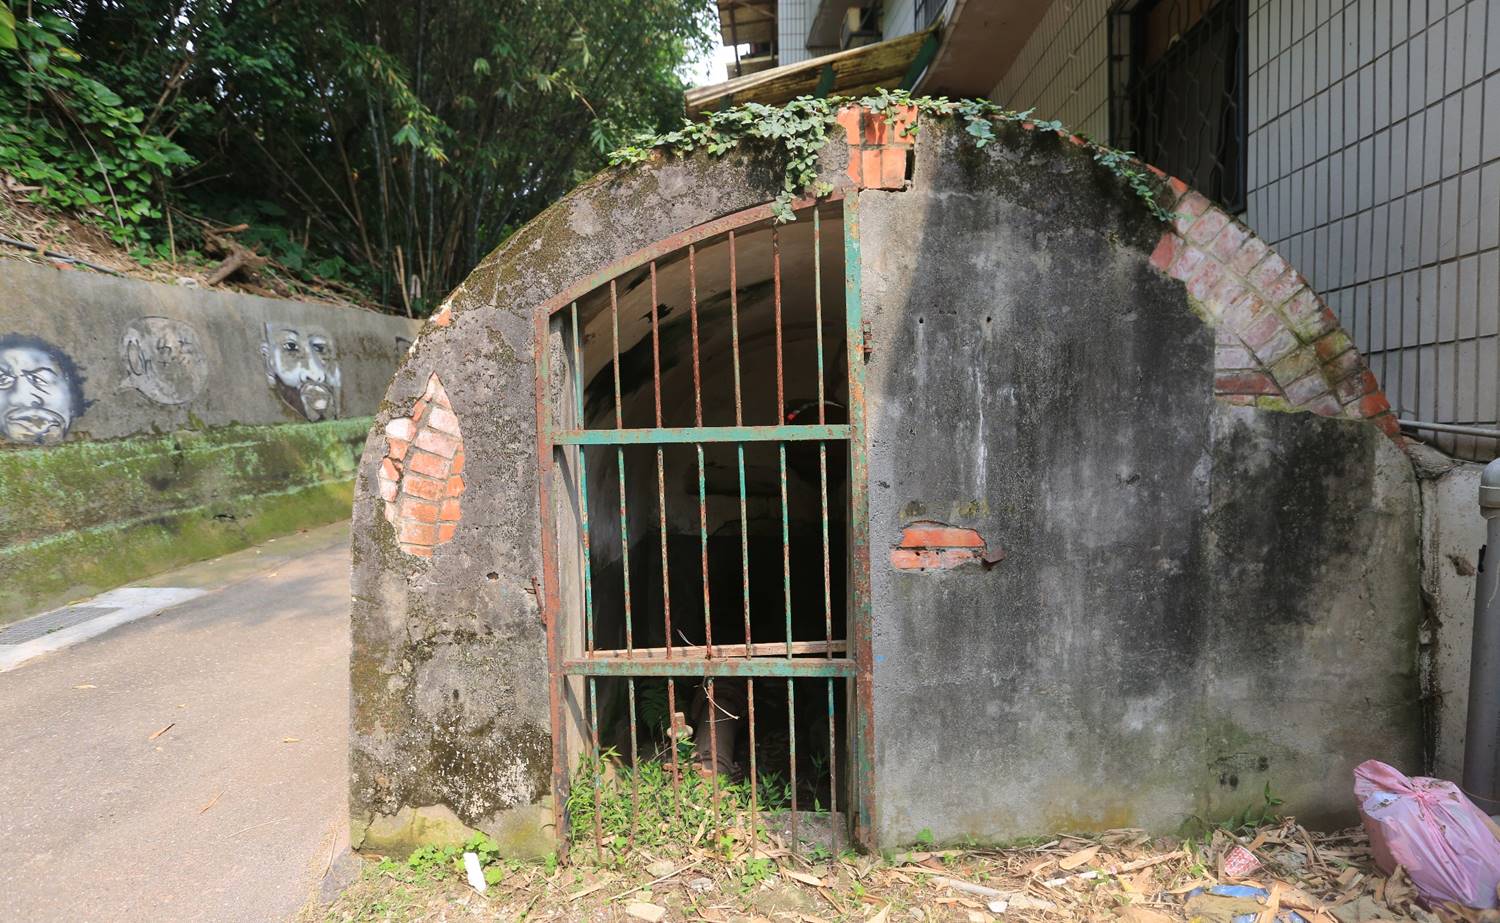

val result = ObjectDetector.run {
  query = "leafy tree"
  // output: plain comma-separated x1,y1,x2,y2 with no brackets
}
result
0,0,713,312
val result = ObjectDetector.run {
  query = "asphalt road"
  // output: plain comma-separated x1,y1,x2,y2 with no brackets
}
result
0,523,353,922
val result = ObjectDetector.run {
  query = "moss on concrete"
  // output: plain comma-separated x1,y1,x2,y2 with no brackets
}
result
0,418,372,622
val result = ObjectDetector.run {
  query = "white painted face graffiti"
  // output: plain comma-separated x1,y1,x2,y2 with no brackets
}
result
261,324,342,421
0,338,82,446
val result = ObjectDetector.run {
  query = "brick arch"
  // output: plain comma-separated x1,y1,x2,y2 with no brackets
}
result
376,372,466,557
1148,182,1398,440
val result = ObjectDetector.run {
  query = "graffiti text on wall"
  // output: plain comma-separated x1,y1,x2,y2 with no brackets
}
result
122,317,208,405
0,334,85,446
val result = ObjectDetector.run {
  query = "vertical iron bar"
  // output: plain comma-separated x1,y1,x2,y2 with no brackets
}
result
815,207,838,848
730,229,758,849
569,301,603,856
611,278,639,850
649,262,681,816
773,223,798,851
689,242,721,837
535,306,567,858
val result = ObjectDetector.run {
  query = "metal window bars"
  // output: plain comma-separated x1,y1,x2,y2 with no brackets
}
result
1109,0,1249,213
534,195,873,859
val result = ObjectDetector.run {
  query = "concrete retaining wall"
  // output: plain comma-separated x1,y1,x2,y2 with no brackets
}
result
0,260,419,621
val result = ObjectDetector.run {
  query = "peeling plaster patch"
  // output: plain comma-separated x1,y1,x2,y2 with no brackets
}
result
377,373,465,557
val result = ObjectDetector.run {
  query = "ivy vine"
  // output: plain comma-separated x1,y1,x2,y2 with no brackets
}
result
609,88,1175,224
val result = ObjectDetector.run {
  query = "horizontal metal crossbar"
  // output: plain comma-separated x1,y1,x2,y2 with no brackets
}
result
583,640,847,660
562,657,855,678
552,424,849,445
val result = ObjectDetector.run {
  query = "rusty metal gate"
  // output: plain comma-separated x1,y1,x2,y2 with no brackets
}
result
534,195,873,856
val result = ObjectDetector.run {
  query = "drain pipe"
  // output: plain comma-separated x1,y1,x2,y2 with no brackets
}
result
1462,458,1500,815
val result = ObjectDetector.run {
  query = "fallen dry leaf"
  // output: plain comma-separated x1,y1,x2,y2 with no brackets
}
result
1059,844,1101,870
1118,904,1176,923
148,723,174,740
866,907,890,923
783,869,823,888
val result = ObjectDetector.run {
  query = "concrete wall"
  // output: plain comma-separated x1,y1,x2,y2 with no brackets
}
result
990,0,1500,453
0,260,419,620
1410,444,1488,781
349,108,1422,855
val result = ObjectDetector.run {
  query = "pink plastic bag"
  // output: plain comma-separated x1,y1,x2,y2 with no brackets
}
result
1354,760,1500,909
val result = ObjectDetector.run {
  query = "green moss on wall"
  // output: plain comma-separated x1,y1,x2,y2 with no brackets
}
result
0,418,372,622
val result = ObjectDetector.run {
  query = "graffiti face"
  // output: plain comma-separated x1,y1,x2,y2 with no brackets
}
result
261,324,341,421
122,317,208,405
0,335,84,446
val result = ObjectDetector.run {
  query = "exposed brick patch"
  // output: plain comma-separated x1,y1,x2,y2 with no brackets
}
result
889,521,1003,572
1151,180,1400,443
838,104,915,191
377,373,466,557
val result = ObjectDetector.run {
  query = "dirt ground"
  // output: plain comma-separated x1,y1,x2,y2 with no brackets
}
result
302,817,1495,923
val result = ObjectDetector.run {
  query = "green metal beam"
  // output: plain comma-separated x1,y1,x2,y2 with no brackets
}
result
552,424,849,445
562,658,854,678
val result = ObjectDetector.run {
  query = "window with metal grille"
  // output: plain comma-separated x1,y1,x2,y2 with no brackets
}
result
1109,0,1248,212
535,197,872,857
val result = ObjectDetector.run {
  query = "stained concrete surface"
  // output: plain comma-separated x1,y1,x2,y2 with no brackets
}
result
0,522,352,922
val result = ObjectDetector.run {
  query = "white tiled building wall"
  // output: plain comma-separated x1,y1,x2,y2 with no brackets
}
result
990,0,1112,138
991,0,1500,443
778,0,815,65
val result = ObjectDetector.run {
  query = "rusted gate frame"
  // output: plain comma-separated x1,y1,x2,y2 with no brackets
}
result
533,192,875,855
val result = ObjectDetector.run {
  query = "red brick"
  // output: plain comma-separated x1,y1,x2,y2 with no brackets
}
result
890,548,978,570
1335,373,1367,405
1167,176,1190,201
1207,277,1249,316
846,152,862,186
378,478,399,502
387,438,410,461
385,417,417,441
1302,392,1344,417
399,520,438,545
835,106,862,145
1284,372,1332,405
410,398,430,422
380,457,402,481
431,304,453,328
399,497,440,523
1373,413,1402,438
1219,291,1266,334
879,147,907,188
406,449,450,479
1175,191,1211,230
1313,330,1354,363
1262,271,1304,306
1255,328,1301,366
1215,344,1256,369
437,522,458,543
1221,393,1259,405
1248,253,1290,293
897,524,984,548
446,475,466,496
1270,347,1319,387
860,148,882,188
1186,258,1224,301
1214,371,1280,395
1230,237,1269,275
1209,221,1251,263
1239,310,1285,350
402,473,446,501
426,405,461,436
1358,391,1392,418
1186,208,1231,246
450,450,465,475
1149,233,1181,272
401,543,434,558
440,498,462,522
1168,245,1208,281
415,426,461,459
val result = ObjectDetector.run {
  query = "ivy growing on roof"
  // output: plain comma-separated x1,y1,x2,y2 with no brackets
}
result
609,88,1176,225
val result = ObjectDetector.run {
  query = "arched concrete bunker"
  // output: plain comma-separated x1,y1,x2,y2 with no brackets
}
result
349,105,1420,855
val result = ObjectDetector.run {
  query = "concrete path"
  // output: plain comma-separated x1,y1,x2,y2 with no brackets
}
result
0,523,353,923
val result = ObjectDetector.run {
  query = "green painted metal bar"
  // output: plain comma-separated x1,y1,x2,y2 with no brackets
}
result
569,302,597,657
563,658,855,678
815,207,840,849
845,194,876,848
553,424,848,445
